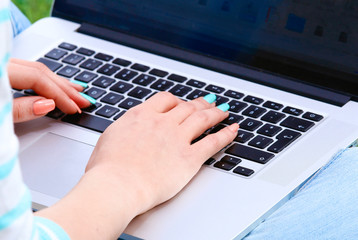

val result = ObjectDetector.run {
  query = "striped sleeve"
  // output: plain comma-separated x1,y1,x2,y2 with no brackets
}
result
0,2,70,239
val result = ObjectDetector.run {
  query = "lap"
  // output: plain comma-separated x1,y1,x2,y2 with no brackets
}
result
245,147,358,240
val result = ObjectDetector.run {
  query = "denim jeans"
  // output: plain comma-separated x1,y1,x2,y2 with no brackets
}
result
245,147,358,240
10,4,358,240
10,2,31,37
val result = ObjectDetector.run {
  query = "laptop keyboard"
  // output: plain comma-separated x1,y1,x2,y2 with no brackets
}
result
13,42,324,178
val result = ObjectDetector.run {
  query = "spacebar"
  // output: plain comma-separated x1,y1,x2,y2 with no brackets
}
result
62,113,113,133
225,144,275,164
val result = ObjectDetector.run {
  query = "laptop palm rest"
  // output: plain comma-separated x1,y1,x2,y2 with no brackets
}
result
19,132,94,199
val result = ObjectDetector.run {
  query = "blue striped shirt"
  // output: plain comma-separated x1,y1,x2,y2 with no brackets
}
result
0,2,70,239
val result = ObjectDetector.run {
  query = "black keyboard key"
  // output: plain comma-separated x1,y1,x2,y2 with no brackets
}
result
257,124,282,137
169,84,192,97
267,129,301,153
37,58,63,72
85,87,106,99
24,89,37,95
214,161,236,171
261,111,286,124
46,108,64,119
110,81,134,94
263,101,283,110
240,118,263,131
57,66,80,78
186,89,209,100
205,84,225,94
249,136,274,149
223,113,244,125
45,48,67,60
221,156,241,165
95,53,113,61
62,113,112,133
62,54,85,65
133,74,156,86
96,106,119,118
235,130,254,143
75,71,98,83
115,69,138,81
226,144,275,164
209,124,226,134
224,90,244,99
128,87,152,99
280,116,314,132
59,42,77,51
80,59,103,70
76,47,95,56
243,95,264,105
186,79,206,88
101,92,124,105
302,112,323,122
168,74,187,83
216,96,230,105
242,105,267,118
83,102,102,113
283,106,303,116
97,64,120,76
118,98,142,109
204,158,216,165
114,111,126,120
150,79,175,91
113,58,131,67
228,100,248,113
149,68,168,77
233,166,254,177
92,76,115,88
131,63,150,72
13,92,26,98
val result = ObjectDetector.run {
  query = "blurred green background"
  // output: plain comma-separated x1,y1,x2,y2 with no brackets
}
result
12,0,54,23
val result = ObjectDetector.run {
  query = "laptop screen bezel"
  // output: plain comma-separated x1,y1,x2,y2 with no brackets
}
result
52,0,357,104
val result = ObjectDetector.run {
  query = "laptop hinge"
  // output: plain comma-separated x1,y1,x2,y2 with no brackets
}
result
78,23,352,107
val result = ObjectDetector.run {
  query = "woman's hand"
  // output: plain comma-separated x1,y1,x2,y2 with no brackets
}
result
36,92,239,239
8,58,91,123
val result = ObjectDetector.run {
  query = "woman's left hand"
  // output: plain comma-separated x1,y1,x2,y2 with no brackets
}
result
8,58,91,123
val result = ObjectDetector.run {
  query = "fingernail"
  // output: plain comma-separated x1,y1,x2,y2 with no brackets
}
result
70,99,82,114
228,123,240,133
79,92,96,105
70,80,88,88
203,93,216,104
33,99,55,115
217,103,230,112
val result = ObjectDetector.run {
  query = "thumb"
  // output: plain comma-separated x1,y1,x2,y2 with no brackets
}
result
13,96,56,123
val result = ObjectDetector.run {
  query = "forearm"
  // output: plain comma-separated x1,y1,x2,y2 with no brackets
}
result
35,167,142,240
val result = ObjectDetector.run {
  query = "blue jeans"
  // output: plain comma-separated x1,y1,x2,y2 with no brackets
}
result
10,4,358,240
245,147,358,239
10,2,31,37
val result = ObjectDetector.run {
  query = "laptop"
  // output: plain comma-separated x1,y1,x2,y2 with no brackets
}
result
12,1,358,239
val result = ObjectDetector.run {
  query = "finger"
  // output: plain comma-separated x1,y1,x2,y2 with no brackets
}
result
13,96,55,123
180,105,230,141
192,123,239,162
167,94,216,124
8,62,83,114
141,92,183,113
10,59,90,109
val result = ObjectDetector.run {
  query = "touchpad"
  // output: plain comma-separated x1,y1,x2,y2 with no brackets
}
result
20,133,94,199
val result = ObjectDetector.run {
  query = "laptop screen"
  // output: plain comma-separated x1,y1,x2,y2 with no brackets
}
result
54,0,358,98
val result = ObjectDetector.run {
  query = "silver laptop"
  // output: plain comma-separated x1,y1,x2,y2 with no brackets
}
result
13,1,358,239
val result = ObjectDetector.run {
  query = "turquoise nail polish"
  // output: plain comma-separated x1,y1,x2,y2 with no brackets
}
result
79,92,96,105
203,93,216,104
217,103,230,112
70,80,88,88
